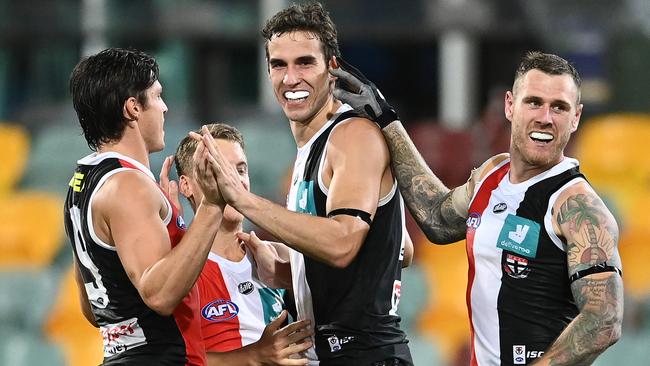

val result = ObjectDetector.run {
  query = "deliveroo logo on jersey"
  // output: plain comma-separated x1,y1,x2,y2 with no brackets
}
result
496,214,540,258
259,288,285,324
294,180,317,216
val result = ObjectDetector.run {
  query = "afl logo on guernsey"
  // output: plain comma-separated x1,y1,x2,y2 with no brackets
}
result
201,299,239,322
466,212,481,230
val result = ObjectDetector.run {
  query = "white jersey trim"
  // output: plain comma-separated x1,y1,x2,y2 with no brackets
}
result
544,177,588,252
83,152,172,250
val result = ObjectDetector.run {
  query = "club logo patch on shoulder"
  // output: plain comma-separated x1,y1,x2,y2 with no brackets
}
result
496,214,540,258
238,281,254,295
493,202,507,213
466,212,481,230
504,253,531,279
201,299,239,322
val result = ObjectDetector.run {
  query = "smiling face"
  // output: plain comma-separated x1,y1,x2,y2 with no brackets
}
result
267,30,335,125
505,69,583,176
181,138,249,224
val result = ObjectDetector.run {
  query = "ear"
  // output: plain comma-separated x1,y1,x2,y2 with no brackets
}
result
571,103,583,133
327,57,338,80
178,174,193,199
504,91,514,123
123,96,140,122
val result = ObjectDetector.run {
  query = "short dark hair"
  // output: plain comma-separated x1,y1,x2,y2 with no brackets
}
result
175,123,245,178
514,51,582,102
69,48,159,151
261,1,340,64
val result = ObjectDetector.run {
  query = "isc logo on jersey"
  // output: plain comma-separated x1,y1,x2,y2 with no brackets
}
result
202,299,239,322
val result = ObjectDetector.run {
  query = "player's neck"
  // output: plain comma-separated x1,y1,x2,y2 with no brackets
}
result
291,97,342,147
211,222,245,262
508,152,564,184
98,128,151,169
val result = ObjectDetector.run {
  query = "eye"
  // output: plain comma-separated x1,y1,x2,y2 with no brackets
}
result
552,104,569,113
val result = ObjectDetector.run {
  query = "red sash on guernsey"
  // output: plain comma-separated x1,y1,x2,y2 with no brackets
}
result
119,158,206,366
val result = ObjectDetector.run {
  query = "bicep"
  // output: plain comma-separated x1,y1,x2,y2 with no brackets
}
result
325,123,388,216
555,185,623,311
101,175,171,291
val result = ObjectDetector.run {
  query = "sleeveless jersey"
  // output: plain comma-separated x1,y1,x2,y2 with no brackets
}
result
465,157,585,366
197,251,285,352
286,105,412,365
63,152,205,365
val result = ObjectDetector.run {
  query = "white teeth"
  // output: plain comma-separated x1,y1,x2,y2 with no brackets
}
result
530,132,553,141
284,91,309,100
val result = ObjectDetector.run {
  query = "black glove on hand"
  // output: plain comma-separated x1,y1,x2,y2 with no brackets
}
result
331,57,399,129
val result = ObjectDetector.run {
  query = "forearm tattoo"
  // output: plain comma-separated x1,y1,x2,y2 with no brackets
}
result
383,123,466,243
540,193,623,365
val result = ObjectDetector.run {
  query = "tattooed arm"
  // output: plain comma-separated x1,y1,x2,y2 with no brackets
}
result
531,183,623,366
383,122,508,244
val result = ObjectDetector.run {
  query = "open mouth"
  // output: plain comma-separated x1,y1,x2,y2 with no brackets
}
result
529,131,554,143
284,90,309,103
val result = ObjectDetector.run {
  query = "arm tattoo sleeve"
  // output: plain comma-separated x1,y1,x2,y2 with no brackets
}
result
537,193,623,366
382,122,467,244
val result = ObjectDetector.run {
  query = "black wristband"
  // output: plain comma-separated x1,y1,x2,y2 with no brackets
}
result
327,208,372,226
569,262,622,284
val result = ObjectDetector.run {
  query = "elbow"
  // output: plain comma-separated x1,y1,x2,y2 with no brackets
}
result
143,295,177,317
329,252,355,269
590,309,623,353
601,314,623,349
423,227,461,245
328,243,359,269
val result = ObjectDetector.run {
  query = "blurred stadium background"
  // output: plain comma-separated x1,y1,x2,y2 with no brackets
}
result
1,0,649,365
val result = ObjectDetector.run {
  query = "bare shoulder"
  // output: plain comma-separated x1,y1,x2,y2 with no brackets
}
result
94,169,164,215
328,116,388,159
473,153,510,182
330,116,383,142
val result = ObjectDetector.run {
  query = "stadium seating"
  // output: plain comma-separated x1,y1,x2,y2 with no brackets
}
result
45,266,103,366
417,238,471,363
400,263,444,365
574,114,650,298
575,114,650,226
0,191,64,268
0,122,30,197
0,329,66,366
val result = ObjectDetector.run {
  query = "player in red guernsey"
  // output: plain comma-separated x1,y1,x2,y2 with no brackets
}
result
172,123,313,366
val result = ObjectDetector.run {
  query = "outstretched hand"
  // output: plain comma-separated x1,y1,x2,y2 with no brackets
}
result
190,126,247,208
189,131,225,208
252,310,313,365
330,57,399,129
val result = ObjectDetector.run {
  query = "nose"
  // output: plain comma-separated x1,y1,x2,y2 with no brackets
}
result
539,104,553,124
283,65,301,86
